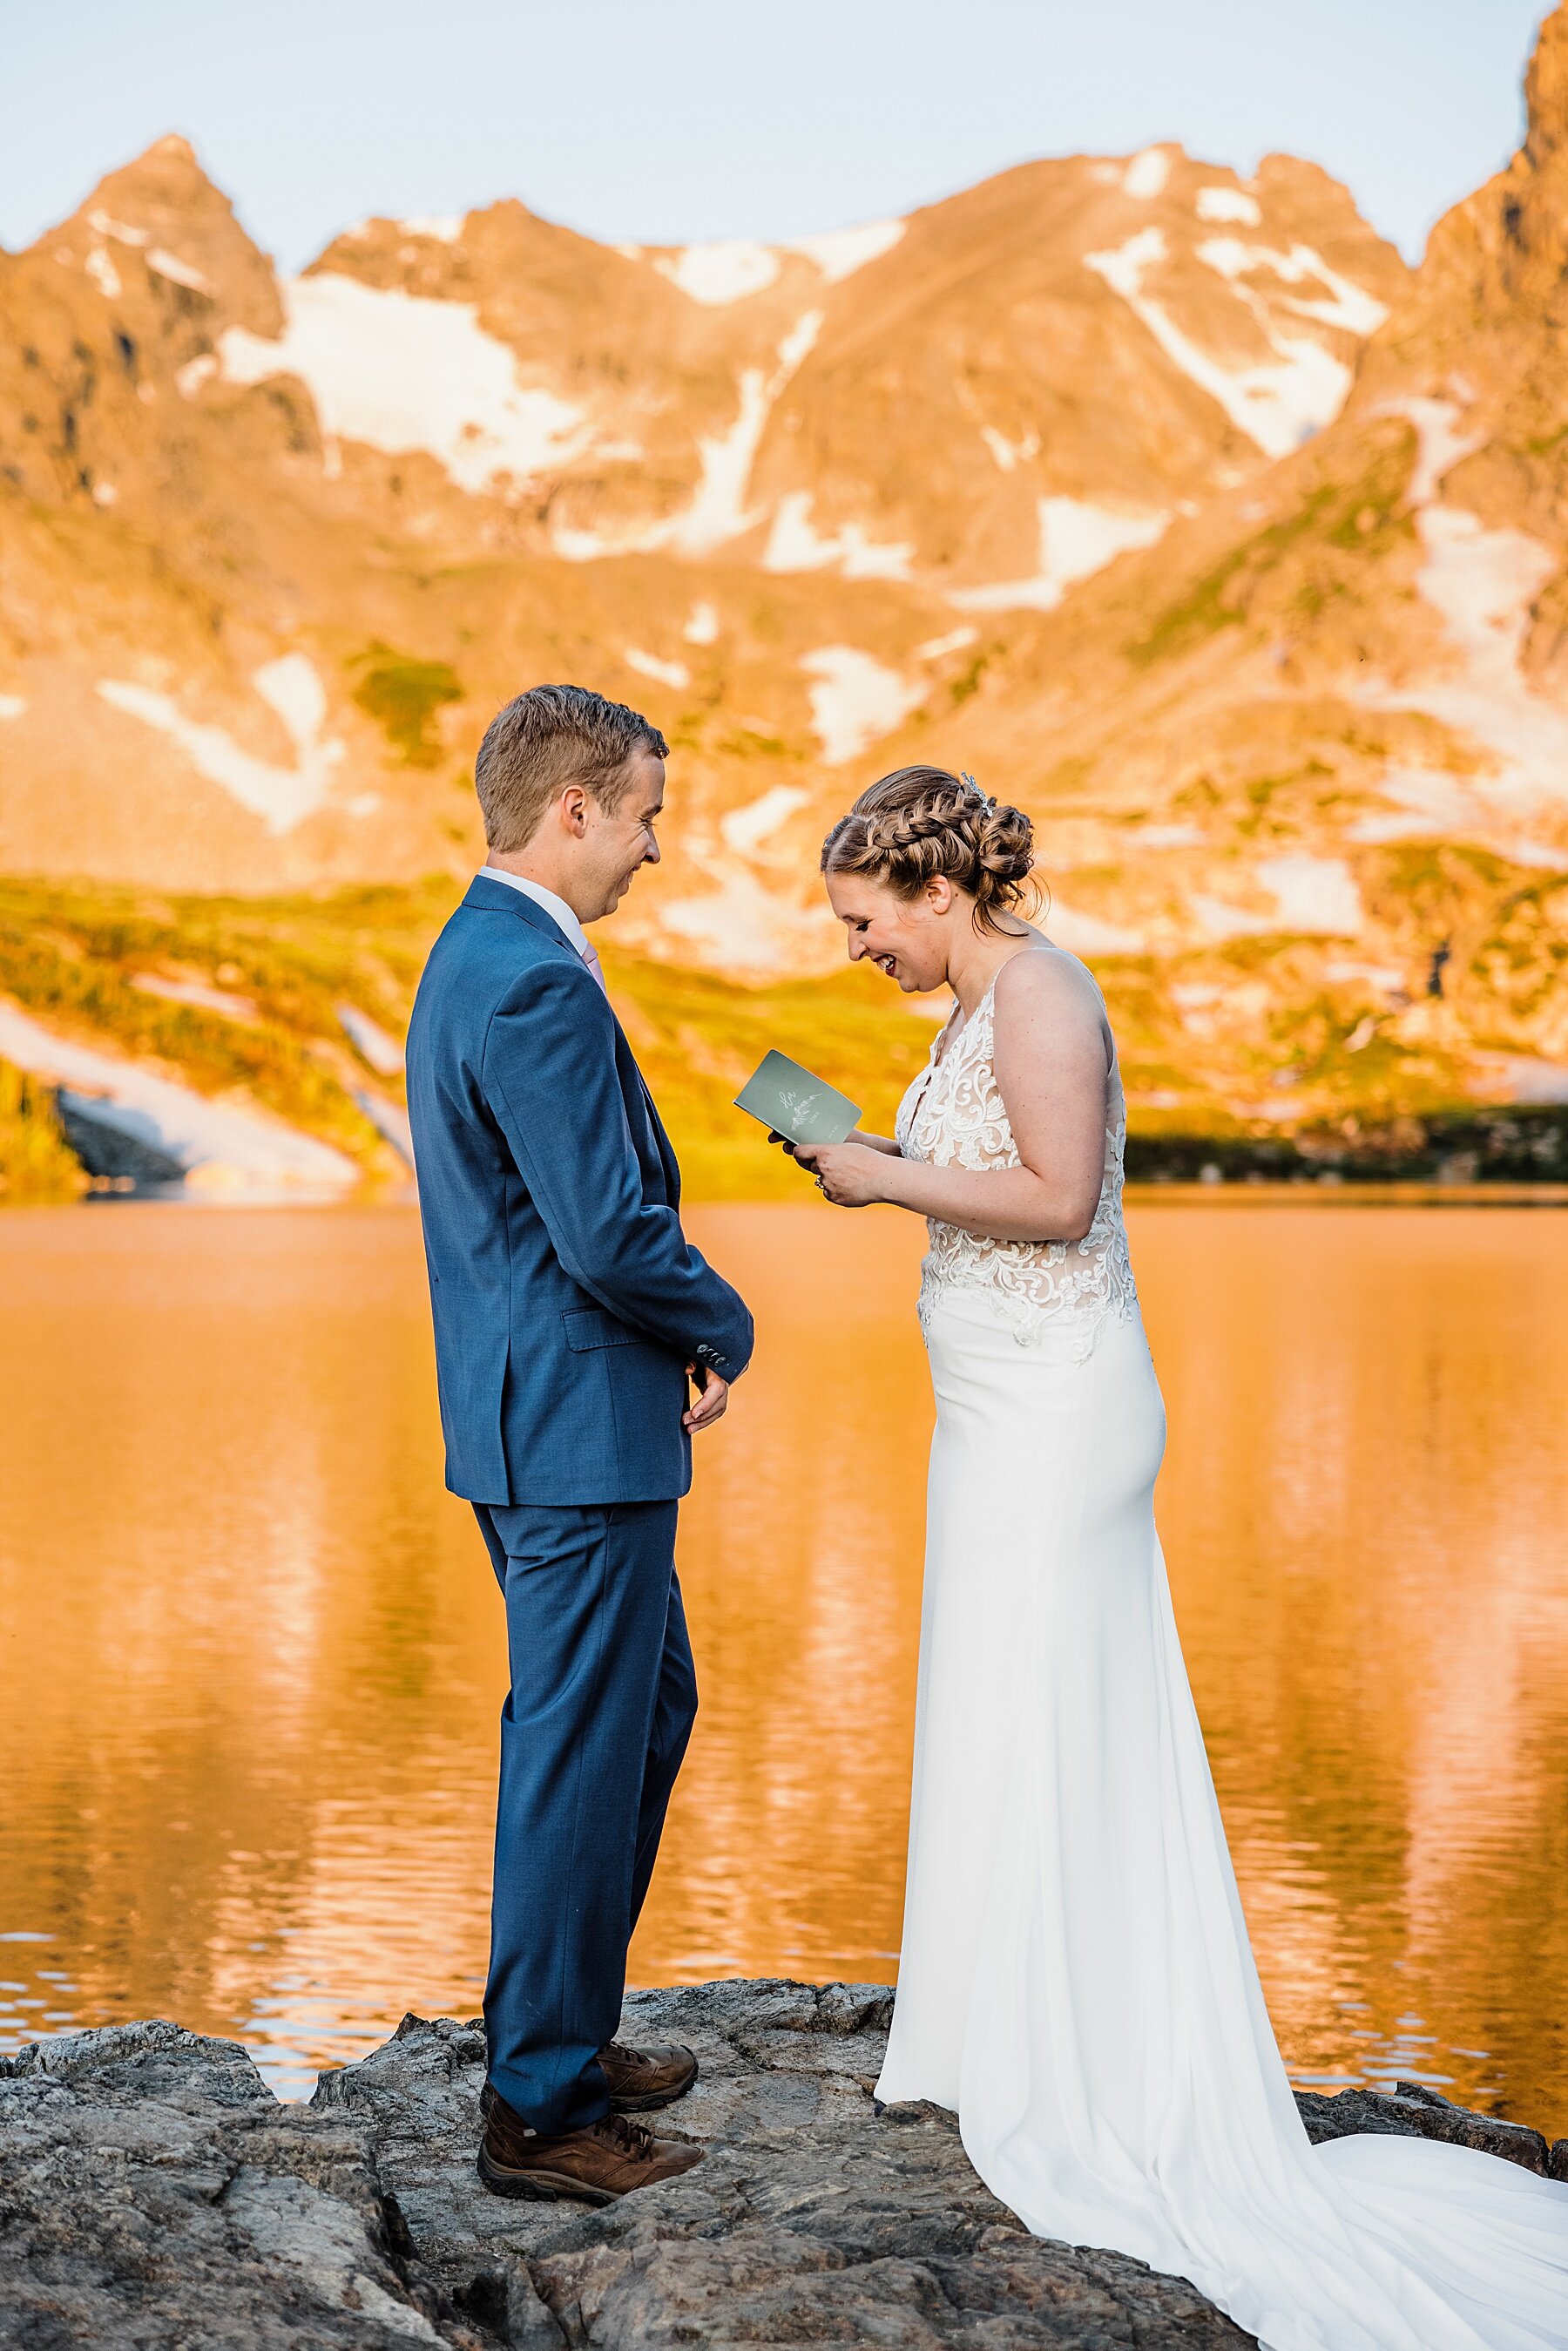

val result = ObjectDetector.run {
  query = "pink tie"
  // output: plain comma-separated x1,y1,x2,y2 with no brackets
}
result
580,941,608,995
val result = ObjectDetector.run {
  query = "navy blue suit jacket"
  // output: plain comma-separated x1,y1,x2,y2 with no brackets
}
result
407,875,754,1506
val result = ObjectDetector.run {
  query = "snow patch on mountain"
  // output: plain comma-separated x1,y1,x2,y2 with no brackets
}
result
684,603,719,645
915,628,978,661
801,647,923,763
655,868,835,973
148,248,214,294
651,220,905,304
96,655,345,834
978,425,1042,473
337,1003,405,1074
84,247,121,299
1085,227,1366,457
1354,400,1568,840
176,353,217,397
401,215,464,243
670,359,782,551
1348,766,1477,844
625,647,691,690
1192,856,1364,938
720,786,810,854
1396,396,1486,503
655,241,781,304
1377,504,1568,804
1122,148,1172,200
557,313,822,559
1258,853,1365,932
88,209,148,247
1196,186,1262,226
783,220,905,281
1349,770,1564,867
1197,237,1389,338
218,276,593,494
1046,904,1148,954
763,491,914,580
0,695,27,721
133,972,257,1020
0,1000,356,1194
951,496,1169,611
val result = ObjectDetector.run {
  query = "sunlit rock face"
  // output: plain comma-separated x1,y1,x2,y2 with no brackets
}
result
5,14,1568,1126
0,119,1399,932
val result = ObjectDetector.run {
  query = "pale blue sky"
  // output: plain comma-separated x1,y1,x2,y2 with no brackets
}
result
0,1,1548,268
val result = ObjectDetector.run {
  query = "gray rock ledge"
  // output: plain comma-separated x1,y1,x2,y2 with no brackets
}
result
3,1981,1565,2348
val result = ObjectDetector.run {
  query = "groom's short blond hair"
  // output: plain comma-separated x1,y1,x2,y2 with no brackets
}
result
475,684,668,851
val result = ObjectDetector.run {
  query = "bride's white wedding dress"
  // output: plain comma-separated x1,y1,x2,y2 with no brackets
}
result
875,954,1568,2351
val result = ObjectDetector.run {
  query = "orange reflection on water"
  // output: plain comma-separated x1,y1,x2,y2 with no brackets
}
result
0,1199,1565,2129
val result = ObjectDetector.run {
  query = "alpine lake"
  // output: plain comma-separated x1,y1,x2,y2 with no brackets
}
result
1,1195,1565,2136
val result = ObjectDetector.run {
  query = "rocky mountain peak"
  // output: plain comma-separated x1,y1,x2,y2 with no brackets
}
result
1409,3,1568,324
2,23,1566,1141
1524,0,1568,165
51,135,282,335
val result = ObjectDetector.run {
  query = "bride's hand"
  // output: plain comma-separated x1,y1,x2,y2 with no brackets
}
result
793,1141,889,1208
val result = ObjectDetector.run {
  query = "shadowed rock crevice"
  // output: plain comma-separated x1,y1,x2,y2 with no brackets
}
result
3,1987,1562,2347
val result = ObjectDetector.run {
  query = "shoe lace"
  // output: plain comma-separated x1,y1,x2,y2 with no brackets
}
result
599,2110,659,2162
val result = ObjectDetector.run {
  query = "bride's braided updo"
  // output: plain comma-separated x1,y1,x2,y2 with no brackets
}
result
820,766,1036,932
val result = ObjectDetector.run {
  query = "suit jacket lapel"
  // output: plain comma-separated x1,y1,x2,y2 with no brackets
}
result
466,874,682,1206
641,1075,681,1208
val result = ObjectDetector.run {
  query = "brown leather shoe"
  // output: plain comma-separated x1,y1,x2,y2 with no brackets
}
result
477,2092,703,2205
479,2038,698,2122
596,2037,698,2112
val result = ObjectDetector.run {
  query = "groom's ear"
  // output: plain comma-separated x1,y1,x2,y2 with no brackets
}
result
558,782,591,836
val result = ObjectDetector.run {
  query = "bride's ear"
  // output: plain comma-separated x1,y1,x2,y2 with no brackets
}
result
926,875,956,915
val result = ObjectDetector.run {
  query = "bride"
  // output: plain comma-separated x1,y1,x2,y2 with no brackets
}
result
792,765,1567,2351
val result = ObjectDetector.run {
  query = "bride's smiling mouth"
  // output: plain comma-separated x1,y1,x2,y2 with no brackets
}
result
873,953,899,978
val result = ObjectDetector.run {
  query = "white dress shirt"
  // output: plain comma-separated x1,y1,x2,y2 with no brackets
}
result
482,866,606,992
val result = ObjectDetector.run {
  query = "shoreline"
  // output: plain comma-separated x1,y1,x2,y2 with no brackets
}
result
6,1179,1568,1214
4,1984,1565,2347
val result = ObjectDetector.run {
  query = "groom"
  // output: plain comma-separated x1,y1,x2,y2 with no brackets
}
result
407,684,754,2203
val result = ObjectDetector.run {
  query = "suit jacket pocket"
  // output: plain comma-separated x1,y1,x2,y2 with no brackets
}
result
562,1305,650,1352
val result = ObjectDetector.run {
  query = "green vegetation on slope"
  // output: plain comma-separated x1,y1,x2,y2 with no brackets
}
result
0,877,942,1197
349,646,463,766
1125,430,1418,669
0,1057,88,1201
6,851,1562,1203
596,945,940,1198
0,877,444,1176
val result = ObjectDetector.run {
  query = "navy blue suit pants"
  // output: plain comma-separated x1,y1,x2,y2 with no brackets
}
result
472,1499,697,2134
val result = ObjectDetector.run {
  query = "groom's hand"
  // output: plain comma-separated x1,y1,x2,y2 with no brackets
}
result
684,1363,730,1432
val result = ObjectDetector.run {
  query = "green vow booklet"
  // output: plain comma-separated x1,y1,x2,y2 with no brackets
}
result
734,1051,861,1148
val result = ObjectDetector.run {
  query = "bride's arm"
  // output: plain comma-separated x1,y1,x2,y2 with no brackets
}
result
796,956,1109,1241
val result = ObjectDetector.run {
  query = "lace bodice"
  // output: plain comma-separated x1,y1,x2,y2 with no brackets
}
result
895,959,1137,1347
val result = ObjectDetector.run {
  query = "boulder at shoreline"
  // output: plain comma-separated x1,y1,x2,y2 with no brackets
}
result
3,1979,1564,2347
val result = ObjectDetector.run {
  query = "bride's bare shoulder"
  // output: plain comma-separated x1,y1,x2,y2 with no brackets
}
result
992,942,1106,1029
